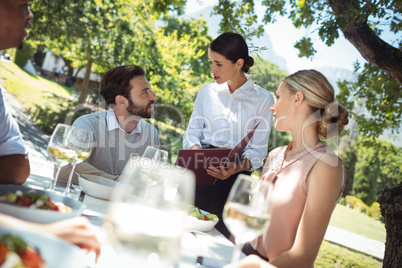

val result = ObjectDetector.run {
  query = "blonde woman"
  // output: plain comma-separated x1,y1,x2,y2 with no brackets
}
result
236,70,349,267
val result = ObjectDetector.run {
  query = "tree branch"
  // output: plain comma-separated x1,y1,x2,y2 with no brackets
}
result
328,0,402,86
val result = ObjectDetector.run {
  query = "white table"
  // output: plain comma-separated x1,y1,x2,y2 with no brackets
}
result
25,174,243,267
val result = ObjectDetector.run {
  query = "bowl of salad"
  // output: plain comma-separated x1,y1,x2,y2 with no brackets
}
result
0,185,85,224
0,226,86,268
183,206,219,232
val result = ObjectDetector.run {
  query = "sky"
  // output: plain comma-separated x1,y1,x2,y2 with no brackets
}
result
185,0,394,74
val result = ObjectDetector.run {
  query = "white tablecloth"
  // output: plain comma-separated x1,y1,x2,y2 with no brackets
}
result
25,174,243,267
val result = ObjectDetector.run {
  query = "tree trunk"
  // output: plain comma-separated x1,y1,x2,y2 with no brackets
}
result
327,0,402,86
77,58,92,104
377,184,402,268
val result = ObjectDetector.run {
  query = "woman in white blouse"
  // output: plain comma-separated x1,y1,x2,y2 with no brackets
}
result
183,32,274,238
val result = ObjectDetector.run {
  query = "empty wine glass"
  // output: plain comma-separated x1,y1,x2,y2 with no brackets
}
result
142,146,169,162
47,124,76,191
223,174,273,263
103,156,195,267
63,126,93,197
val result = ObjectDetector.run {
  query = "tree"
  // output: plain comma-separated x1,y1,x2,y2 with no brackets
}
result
250,56,288,92
149,15,212,125
209,0,401,139
377,140,402,191
29,0,188,104
353,145,379,206
338,136,357,196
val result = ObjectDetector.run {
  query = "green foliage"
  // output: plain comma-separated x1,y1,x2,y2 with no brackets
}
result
249,56,288,92
28,0,212,125
338,136,357,196
211,0,401,143
353,145,379,206
268,128,292,152
350,138,402,205
337,63,402,145
145,118,185,164
28,93,92,134
212,0,265,40
369,202,381,221
28,0,191,102
149,16,213,124
294,37,317,58
345,195,383,222
14,41,37,68
377,140,402,190
345,195,369,213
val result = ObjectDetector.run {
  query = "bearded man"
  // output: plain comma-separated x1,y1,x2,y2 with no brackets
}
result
60,65,159,184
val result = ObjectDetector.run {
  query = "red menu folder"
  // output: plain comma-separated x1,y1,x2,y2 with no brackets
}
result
175,122,260,185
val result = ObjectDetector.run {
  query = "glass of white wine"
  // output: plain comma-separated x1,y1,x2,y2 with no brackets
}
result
63,126,93,197
104,156,195,267
47,124,77,191
142,146,169,163
223,174,273,263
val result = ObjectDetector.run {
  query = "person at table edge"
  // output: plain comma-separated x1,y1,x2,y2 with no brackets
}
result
59,65,159,184
183,32,274,238
0,0,33,184
0,0,102,261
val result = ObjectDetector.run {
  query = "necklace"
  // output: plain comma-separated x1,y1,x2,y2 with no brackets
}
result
272,142,324,184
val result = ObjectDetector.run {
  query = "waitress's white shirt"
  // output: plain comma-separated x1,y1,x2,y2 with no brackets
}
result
183,77,274,170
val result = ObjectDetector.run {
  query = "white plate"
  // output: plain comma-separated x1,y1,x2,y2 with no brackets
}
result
0,226,86,268
0,185,85,224
78,174,120,200
183,209,219,232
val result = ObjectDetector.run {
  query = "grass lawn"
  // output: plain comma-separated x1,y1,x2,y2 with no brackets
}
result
316,240,382,267
0,61,72,110
330,204,386,243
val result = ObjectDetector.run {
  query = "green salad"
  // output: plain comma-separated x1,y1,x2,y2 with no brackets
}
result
189,205,218,221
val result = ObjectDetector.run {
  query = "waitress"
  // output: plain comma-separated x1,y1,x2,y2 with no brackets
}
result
183,32,274,238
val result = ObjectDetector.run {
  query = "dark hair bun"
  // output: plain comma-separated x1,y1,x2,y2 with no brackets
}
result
243,56,254,73
317,102,349,139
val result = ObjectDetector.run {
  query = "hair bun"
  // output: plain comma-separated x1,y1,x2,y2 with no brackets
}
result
242,56,254,73
317,102,349,139
247,56,254,68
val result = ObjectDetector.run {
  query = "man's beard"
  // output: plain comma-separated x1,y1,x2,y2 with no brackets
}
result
126,97,153,119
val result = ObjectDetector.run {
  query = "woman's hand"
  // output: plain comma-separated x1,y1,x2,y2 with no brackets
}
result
206,162,236,180
42,216,102,262
207,158,252,180
224,255,276,268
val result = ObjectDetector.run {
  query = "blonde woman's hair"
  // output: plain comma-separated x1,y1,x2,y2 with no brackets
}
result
283,69,349,139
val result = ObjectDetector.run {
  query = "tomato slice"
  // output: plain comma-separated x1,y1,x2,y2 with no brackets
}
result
15,197,33,207
19,249,45,268
0,244,9,265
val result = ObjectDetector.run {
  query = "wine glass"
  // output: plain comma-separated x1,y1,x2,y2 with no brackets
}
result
63,126,93,197
223,174,273,263
142,146,169,163
47,124,77,191
103,156,195,267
